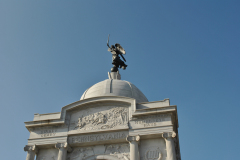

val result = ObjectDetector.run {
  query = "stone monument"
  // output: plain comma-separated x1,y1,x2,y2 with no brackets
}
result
24,43,181,160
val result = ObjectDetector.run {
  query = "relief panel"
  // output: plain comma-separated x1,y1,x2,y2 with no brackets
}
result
67,143,130,160
36,148,58,160
139,138,167,160
129,114,172,129
69,105,129,133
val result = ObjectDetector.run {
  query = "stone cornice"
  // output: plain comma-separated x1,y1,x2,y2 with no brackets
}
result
25,96,136,129
133,105,177,116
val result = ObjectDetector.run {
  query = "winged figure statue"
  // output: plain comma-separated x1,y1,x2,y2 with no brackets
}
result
107,35,127,72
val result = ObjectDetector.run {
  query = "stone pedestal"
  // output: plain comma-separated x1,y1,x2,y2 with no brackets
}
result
163,132,177,160
24,145,37,160
55,142,72,160
127,135,140,160
108,71,121,80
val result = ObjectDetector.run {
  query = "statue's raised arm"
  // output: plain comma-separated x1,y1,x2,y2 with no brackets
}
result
107,35,127,72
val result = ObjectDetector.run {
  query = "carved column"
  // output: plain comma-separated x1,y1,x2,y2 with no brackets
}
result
162,132,177,160
126,135,140,160
24,145,38,160
55,142,72,160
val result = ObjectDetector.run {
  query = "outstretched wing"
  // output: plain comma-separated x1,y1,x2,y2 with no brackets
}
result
115,43,126,55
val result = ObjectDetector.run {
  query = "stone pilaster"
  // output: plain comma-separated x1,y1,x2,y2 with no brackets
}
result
24,145,38,160
126,135,140,160
55,142,72,160
162,132,177,160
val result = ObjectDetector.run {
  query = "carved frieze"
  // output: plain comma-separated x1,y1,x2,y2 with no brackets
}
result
69,106,129,132
68,147,94,160
68,143,130,160
105,144,130,160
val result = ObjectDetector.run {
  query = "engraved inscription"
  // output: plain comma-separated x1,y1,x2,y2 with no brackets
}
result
40,129,57,137
30,125,68,138
144,123,156,127
71,132,127,144
133,114,170,128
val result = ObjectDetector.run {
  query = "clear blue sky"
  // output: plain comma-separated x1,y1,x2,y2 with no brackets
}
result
0,1,239,159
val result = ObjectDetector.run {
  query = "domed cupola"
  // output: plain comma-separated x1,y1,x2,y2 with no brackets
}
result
80,72,148,103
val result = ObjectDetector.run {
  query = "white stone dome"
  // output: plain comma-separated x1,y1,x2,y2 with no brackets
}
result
80,78,148,103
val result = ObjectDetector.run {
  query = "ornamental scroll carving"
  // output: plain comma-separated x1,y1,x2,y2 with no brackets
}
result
24,145,38,153
70,106,128,131
162,132,176,139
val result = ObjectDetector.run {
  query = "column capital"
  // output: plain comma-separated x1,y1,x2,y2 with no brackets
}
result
24,145,38,154
55,142,72,152
126,135,140,142
162,132,176,139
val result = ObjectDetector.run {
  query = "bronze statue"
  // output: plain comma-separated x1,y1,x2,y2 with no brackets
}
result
107,35,127,72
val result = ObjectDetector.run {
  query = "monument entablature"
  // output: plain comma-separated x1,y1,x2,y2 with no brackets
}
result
25,86,181,160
